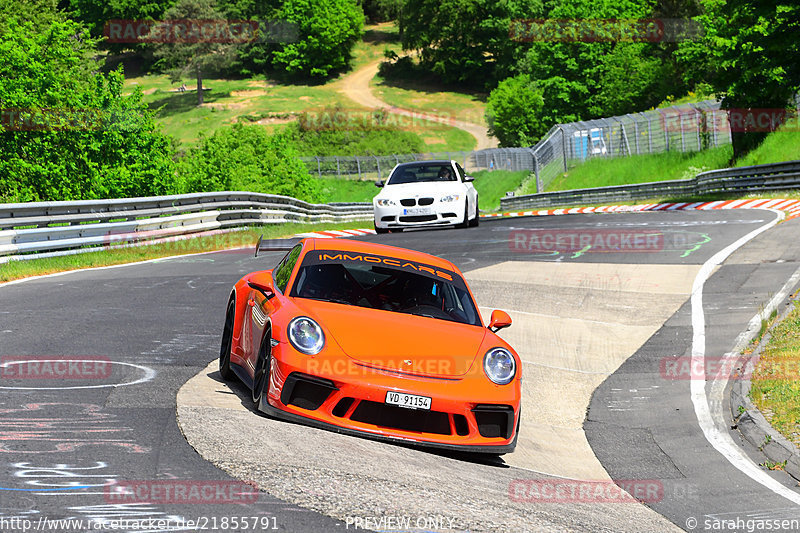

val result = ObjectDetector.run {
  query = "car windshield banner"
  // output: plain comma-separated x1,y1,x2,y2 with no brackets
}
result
302,250,467,290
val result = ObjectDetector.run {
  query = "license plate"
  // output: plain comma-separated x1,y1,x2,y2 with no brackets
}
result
386,391,431,410
403,207,432,215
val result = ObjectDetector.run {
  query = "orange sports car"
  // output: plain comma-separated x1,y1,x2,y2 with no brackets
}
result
219,237,521,453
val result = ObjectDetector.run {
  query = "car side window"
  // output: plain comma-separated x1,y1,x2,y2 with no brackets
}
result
274,245,302,293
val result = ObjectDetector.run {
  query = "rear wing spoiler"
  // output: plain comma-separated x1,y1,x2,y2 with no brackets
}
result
254,235,301,258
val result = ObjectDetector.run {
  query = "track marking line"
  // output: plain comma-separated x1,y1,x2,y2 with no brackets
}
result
689,208,800,504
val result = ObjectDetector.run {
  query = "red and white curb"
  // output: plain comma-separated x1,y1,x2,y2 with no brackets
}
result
295,199,800,239
294,228,377,238
482,198,800,221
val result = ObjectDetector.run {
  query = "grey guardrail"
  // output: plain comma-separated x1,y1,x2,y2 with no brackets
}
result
0,192,372,262
500,160,800,211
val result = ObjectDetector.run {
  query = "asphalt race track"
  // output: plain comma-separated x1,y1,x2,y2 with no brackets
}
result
1,208,800,532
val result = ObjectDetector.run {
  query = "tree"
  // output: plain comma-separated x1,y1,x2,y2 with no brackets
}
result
485,75,546,146
150,0,238,105
180,123,322,202
399,0,543,86
0,19,177,202
272,0,364,78
678,0,800,158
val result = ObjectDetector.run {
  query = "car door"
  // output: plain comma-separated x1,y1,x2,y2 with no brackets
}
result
455,162,477,217
247,244,302,371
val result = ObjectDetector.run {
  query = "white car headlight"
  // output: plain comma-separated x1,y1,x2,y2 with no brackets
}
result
375,198,396,207
440,194,460,202
288,317,325,355
483,347,516,385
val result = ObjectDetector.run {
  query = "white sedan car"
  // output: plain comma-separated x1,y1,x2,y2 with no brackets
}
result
373,160,479,233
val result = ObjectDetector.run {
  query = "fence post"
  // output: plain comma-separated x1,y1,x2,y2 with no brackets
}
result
647,114,653,153
336,156,341,178
374,156,381,179
356,156,362,180
532,149,541,193
315,156,321,179
694,107,701,150
633,117,640,154
559,126,568,171
711,109,718,146
658,110,670,152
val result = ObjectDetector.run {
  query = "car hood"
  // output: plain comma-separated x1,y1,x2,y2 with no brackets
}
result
376,181,464,200
295,299,486,377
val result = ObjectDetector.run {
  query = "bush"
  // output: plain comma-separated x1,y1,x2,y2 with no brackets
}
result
180,123,322,202
272,0,364,78
0,19,178,202
485,75,546,147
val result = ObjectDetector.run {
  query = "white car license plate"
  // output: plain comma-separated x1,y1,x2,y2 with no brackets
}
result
403,207,432,215
386,391,431,410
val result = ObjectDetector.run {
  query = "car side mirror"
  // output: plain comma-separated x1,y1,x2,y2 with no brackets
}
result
375,180,384,188
488,310,511,332
464,176,474,182
248,272,276,299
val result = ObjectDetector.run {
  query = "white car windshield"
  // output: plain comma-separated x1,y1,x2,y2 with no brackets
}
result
387,164,457,185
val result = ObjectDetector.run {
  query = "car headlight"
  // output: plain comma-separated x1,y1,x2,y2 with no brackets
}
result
376,198,396,207
483,347,516,385
288,317,325,355
440,194,460,202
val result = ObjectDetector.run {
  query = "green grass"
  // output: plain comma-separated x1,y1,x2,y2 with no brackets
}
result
121,23,479,151
349,22,401,71
471,170,530,211
736,128,800,167
371,72,488,127
318,177,379,203
0,221,371,283
750,301,800,449
526,146,734,194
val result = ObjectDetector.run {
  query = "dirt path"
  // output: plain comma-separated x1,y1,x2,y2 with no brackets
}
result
338,60,498,151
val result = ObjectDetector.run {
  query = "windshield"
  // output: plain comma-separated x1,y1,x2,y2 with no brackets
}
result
289,251,481,326
387,164,457,185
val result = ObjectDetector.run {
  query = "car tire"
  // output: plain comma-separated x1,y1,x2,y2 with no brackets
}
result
374,223,389,234
252,331,272,406
469,197,479,227
219,299,235,380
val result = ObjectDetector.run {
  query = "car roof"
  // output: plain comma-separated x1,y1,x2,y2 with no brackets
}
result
393,160,454,168
304,238,459,273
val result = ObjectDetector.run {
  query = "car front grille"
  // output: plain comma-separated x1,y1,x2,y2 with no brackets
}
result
349,400,452,435
400,199,416,206
399,215,437,223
